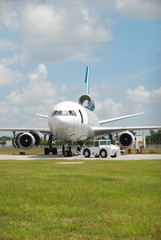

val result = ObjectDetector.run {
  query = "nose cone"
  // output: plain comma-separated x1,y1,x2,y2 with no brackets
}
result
48,116,76,140
55,116,75,129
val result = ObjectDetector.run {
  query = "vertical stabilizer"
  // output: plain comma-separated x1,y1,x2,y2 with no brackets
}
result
85,66,90,95
79,65,95,111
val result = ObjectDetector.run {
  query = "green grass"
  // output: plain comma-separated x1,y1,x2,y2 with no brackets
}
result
0,160,161,240
0,148,44,155
124,148,161,154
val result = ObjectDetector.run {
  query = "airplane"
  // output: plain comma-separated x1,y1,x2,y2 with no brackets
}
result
0,66,161,157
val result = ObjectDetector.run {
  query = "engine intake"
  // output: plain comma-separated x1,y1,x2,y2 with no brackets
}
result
79,95,95,111
13,131,42,149
118,131,135,148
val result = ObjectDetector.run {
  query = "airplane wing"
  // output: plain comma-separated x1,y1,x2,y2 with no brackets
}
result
99,112,143,124
0,128,51,135
93,126,161,137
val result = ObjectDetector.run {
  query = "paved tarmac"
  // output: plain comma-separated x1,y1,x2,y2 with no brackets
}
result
0,154,161,160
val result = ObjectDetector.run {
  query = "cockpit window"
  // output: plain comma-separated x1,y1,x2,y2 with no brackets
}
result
52,110,76,116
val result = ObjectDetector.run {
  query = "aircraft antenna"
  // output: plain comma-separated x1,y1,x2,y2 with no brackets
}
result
85,66,90,95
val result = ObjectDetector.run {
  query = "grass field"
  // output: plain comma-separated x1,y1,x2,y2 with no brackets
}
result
0,148,44,155
0,159,161,240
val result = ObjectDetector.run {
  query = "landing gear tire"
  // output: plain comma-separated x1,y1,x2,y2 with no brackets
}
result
44,148,50,155
44,147,57,155
52,148,57,155
83,148,91,158
111,154,117,158
100,149,107,158
64,150,72,157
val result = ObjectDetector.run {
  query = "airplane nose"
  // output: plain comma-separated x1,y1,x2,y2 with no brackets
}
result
49,116,76,139
54,116,74,129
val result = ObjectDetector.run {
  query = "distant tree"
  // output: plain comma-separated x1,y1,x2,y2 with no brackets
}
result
146,130,161,145
84,140,93,146
0,141,6,148
130,131,137,136
0,136,12,148
0,136,12,142
53,140,65,146
40,139,48,146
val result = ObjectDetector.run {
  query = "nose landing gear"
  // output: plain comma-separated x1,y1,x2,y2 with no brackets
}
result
63,143,73,157
64,150,72,157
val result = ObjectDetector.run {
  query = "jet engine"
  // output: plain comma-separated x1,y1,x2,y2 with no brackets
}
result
79,95,95,111
118,131,135,148
12,131,41,149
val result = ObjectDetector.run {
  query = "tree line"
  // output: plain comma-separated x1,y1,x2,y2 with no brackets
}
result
146,130,161,145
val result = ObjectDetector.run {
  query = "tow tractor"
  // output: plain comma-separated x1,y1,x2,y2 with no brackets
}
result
82,140,120,158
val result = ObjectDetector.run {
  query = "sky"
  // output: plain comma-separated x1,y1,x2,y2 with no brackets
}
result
0,0,161,136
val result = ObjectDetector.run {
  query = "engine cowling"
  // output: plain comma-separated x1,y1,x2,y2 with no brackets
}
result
18,132,35,149
78,94,95,111
13,131,41,149
118,131,135,148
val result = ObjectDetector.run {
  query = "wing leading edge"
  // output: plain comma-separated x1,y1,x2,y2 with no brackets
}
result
93,126,161,138
0,128,51,135
99,112,143,125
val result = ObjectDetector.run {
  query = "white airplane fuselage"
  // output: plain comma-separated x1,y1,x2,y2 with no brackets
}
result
48,101,99,141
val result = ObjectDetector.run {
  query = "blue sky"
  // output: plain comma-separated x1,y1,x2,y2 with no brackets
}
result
0,0,161,134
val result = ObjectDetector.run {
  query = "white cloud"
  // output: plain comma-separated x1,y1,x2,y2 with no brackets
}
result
90,81,110,98
0,39,14,51
116,0,161,19
94,99,103,112
94,85,161,122
126,85,161,104
0,55,26,66
151,87,161,100
0,37,28,66
18,1,112,62
0,64,23,86
0,0,160,64
0,64,58,127
0,0,20,31
95,98,125,119
103,98,124,117
0,1,113,63
7,64,56,108
126,85,151,103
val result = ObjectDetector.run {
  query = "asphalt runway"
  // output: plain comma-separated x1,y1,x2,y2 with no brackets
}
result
0,154,161,160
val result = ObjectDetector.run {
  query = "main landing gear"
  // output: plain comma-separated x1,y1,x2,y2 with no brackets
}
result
44,137,82,157
44,135,57,155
